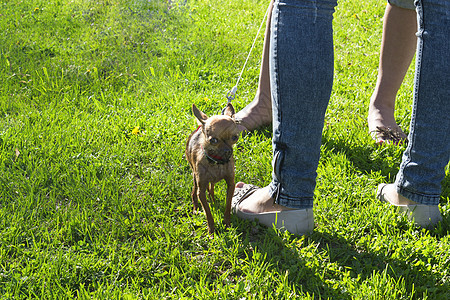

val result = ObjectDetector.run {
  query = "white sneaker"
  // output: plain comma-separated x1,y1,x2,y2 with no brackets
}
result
377,183,442,228
232,184,314,235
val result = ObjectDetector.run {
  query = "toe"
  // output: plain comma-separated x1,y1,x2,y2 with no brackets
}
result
235,182,245,189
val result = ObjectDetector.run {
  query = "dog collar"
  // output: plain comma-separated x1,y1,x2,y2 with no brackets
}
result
204,151,229,165
200,145,229,165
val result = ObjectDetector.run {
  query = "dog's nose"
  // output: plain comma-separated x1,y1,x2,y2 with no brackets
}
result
222,148,232,159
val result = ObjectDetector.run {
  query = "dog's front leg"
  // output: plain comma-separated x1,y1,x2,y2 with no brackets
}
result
197,181,215,234
208,182,215,203
223,176,235,228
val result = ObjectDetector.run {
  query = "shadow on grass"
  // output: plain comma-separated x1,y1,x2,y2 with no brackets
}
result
321,135,402,179
321,135,450,204
233,222,449,299
240,130,449,202
240,125,273,140
230,223,351,298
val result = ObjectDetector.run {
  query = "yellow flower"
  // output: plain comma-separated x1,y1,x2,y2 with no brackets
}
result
131,126,139,135
34,7,39,12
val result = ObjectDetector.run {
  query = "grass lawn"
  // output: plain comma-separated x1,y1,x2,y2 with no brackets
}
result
1,0,449,298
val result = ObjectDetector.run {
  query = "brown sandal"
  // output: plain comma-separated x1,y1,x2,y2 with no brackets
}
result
371,126,408,145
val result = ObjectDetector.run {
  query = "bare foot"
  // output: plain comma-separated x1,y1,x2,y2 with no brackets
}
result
235,94,272,132
368,101,407,144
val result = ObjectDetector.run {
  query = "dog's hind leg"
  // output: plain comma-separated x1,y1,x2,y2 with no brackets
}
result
198,182,215,234
191,174,199,212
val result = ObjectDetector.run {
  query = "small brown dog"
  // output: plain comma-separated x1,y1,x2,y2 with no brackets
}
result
185,103,240,234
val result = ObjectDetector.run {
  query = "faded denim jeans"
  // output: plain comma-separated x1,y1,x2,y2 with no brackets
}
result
395,0,450,205
268,0,338,209
267,0,449,209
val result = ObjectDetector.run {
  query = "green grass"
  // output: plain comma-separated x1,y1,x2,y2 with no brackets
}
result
1,0,449,298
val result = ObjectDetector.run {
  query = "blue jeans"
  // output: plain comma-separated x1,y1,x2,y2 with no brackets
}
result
395,0,450,205
268,0,337,209
268,0,449,209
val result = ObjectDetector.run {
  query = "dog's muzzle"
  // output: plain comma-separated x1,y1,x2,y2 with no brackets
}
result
205,149,232,165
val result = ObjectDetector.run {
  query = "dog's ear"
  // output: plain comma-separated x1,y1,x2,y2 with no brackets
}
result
192,104,208,125
222,103,235,119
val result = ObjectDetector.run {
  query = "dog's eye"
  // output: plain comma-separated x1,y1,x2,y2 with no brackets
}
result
231,135,239,142
210,137,218,144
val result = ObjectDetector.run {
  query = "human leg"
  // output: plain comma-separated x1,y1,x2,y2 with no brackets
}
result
233,0,338,233
235,1,273,131
378,0,450,227
368,1,417,143
268,0,336,208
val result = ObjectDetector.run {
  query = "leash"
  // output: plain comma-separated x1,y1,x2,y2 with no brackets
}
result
223,2,271,114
